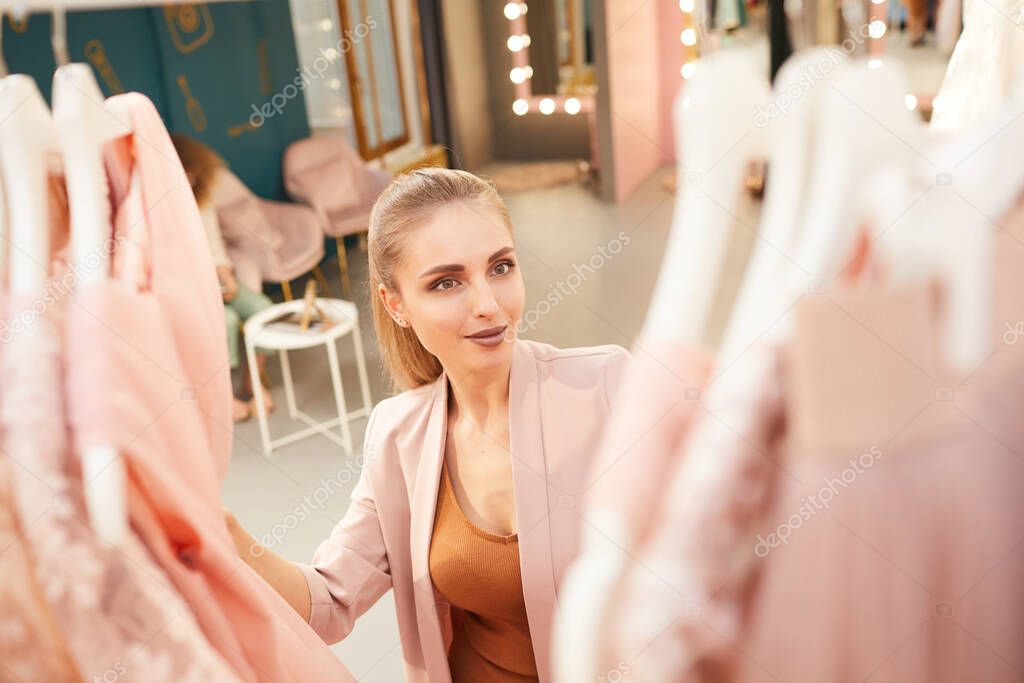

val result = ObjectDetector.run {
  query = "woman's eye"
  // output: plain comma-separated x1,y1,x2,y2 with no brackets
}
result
493,260,515,276
433,278,458,291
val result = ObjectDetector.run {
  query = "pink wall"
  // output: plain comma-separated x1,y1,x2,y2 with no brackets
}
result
604,0,683,201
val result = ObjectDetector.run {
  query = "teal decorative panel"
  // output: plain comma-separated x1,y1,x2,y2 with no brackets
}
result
2,1,309,200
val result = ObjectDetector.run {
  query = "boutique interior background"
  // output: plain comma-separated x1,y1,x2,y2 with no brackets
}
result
0,0,965,678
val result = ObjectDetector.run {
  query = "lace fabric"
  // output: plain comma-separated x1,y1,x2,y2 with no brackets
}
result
2,291,243,683
0,322,83,681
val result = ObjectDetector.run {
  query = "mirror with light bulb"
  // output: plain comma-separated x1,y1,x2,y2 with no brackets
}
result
504,0,595,119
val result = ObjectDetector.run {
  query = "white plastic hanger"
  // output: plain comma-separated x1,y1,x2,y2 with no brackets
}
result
50,5,130,546
555,51,771,683
641,50,772,344
0,71,57,299
716,48,834,366
790,58,922,291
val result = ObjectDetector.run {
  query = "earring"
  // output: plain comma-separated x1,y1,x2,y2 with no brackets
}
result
395,317,407,327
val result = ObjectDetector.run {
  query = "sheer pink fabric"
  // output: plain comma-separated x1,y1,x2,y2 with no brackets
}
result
3,289,241,683
61,93,357,683
737,280,1024,683
580,341,713,544
0,291,82,683
611,212,1024,680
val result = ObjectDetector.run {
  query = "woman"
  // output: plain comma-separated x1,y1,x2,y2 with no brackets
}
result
171,134,275,422
226,168,630,682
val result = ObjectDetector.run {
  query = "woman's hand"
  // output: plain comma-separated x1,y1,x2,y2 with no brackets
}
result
222,507,313,622
224,507,261,560
218,266,239,303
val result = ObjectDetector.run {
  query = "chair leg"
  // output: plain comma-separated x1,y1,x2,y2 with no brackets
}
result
280,279,293,301
336,237,352,300
312,265,333,297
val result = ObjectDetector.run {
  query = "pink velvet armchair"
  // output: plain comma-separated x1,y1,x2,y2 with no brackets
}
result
283,136,390,297
212,168,325,300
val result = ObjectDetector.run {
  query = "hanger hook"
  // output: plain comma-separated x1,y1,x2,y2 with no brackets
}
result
51,4,68,67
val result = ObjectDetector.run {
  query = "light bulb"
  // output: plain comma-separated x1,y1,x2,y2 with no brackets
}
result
680,0,695,11
565,97,581,114
524,65,534,78
510,67,526,84
319,18,333,31
507,35,524,52
868,20,887,38
681,27,697,46
681,62,697,79
539,98,555,115
504,2,522,19
522,34,532,47
868,58,883,69
513,99,529,115
904,94,918,110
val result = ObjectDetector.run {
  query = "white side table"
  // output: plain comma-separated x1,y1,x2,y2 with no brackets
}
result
243,297,373,457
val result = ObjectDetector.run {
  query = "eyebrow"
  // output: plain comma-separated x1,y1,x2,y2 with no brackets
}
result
419,246,515,279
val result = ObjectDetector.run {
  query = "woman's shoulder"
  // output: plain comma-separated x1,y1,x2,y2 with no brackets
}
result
521,339,632,409
521,338,631,371
364,381,439,440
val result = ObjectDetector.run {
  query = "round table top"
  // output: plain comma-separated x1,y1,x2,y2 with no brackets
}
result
243,297,360,350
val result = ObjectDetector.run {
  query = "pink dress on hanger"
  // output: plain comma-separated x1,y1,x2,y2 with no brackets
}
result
0,293,83,683
1,175,242,683
611,210,1024,681
737,276,1024,683
580,341,713,544
64,93,357,683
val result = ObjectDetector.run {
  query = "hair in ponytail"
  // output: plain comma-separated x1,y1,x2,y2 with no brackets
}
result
368,167,513,392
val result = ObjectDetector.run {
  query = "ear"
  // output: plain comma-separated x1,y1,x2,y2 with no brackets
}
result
378,283,406,321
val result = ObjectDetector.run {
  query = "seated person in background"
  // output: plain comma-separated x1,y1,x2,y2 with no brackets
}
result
172,133,275,423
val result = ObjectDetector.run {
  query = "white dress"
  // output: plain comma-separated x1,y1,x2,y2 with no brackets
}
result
931,0,1024,130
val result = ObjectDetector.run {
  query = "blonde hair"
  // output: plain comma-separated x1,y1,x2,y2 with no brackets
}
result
368,167,513,392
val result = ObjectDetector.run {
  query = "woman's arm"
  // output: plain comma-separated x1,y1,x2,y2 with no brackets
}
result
225,407,394,643
226,509,312,621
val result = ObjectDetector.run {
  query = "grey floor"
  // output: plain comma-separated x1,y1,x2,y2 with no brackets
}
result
221,165,677,681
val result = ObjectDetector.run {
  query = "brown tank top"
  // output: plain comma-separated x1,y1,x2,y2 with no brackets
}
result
428,462,539,682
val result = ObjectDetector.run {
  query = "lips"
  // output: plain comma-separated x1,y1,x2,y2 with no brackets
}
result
467,325,507,339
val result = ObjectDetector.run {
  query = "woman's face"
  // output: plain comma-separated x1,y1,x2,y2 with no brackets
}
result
380,201,525,380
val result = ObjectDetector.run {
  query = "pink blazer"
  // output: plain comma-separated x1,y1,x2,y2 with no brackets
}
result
298,338,630,682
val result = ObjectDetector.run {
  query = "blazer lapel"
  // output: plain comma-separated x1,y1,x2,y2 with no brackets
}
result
409,373,450,681
509,340,556,683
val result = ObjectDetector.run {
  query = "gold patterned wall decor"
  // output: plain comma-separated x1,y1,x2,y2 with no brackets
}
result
227,121,259,137
256,39,273,96
164,3,215,54
177,74,208,131
7,15,27,32
84,40,125,94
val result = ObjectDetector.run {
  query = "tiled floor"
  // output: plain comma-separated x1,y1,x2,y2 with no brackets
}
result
221,165,677,681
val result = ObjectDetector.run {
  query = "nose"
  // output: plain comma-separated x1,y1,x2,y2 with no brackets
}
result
470,279,500,319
